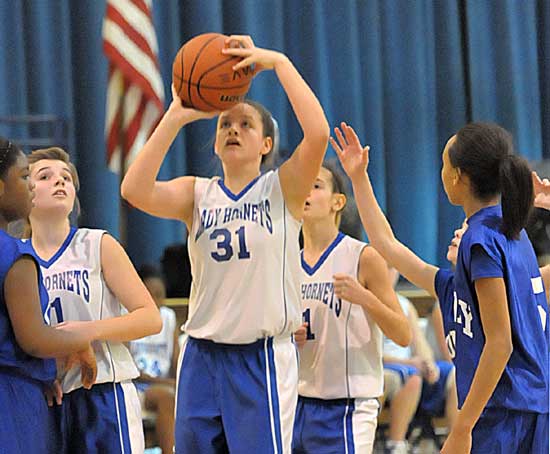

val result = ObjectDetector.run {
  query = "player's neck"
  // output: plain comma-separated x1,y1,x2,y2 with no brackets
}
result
462,195,499,219
29,215,71,259
302,221,339,257
221,164,260,195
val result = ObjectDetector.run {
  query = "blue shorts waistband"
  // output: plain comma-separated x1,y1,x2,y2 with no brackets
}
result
188,335,291,351
298,395,354,406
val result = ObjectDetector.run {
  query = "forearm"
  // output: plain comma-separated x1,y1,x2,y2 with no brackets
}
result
121,112,183,205
26,327,89,359
357,291,411,347
456,340,511,430
274,57,329,149
85,306,162,343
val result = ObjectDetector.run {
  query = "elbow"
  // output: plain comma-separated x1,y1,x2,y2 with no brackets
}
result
395,323,413,347
149,311,163,335
120,178,133,203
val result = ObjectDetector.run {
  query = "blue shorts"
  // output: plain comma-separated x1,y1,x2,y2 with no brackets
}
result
419,360,454,416
383,363,419,383
471,407,548,453
175,335,298,454
51,381,144,454
292,396,379,454
0,369,55,454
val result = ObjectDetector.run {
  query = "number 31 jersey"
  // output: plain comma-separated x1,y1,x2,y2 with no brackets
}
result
186,170,302,344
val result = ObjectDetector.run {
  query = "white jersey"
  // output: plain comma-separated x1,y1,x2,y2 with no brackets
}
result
298,233,383,399
383,294,412,360
130,306,176,378
186,170,302,344
35,228,139,393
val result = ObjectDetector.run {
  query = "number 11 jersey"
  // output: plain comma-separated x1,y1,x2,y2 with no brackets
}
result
186,170,302,344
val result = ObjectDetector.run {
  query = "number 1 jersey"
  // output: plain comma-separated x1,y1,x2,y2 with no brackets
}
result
186,170,302,344
34,228,139,393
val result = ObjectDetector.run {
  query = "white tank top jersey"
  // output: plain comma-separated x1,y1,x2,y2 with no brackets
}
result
298,233,384,399
31,228,139,393
185,170,302,344
130,306,176,378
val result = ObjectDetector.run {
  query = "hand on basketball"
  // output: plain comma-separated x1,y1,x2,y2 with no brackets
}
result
168,84,219,122
223,35,287,73
333,273,369,305
533,171,550,210
294,322,309,348
330,122,370,181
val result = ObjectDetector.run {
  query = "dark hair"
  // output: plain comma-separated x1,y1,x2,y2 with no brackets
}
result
243,100,278,163
448,122,533,239
322,160,348,227
138,263,163,282
0,138,23,180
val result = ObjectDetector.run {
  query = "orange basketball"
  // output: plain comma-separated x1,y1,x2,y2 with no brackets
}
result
172,33,255,112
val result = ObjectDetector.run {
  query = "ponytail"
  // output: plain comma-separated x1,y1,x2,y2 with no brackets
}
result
499,154,533,239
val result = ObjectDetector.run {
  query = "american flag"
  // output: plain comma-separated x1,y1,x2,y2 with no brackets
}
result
102,0,165,174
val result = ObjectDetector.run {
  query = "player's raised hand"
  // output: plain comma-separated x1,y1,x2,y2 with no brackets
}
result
294,322,309,348
533,171,550,210
330,122,370,181
222,35,287,73
167,84,219,123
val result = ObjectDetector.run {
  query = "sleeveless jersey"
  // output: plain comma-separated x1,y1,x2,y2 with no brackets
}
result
185,170,302,344
32,228,139,393
0,230,55,382
436,205,549,413
298,233,383,399
130,306,176,378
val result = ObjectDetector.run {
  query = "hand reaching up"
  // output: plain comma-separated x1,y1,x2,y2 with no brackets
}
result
330,122,370,181
533,171,550,210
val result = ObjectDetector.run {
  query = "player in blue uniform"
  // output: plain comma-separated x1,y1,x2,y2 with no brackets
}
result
0,138,96,453
330,122,549,454
292,163,411,454
26,147,162,454
122,35,330,454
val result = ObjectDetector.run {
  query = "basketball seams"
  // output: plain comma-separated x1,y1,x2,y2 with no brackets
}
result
186,34,220,109
172,33,253,111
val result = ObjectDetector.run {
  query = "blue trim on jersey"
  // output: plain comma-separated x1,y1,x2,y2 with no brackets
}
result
217,174,261,201
301,232,345,276
266,338,283,453
36,226,78,269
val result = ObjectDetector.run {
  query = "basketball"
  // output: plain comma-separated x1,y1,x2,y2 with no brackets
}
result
172,33,255,112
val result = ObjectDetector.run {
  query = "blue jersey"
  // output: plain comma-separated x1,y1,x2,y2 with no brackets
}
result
0,230,55,383
435,205,549,413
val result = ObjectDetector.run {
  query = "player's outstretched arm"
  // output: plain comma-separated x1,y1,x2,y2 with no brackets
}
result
121,85,216,228
4,257,96,363
332,122,439,297
334,247,412,347
224,36,329,220
55,234,162,342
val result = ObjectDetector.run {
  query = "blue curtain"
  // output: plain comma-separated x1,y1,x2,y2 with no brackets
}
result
0,0,548,269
